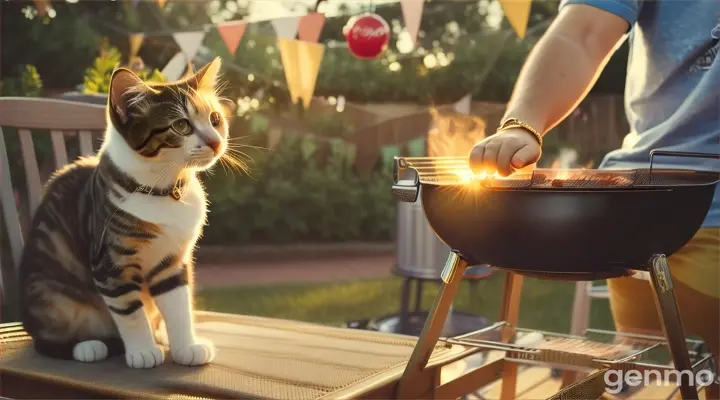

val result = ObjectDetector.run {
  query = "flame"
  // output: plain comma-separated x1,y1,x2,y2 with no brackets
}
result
454,168,501,183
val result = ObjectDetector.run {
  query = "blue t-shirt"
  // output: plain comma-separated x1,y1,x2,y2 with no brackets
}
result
559,0,720,227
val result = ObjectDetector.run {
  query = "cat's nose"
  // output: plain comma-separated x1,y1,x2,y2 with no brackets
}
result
203,138,221,155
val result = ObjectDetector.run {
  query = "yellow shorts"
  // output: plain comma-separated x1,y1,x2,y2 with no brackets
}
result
607,228,720,357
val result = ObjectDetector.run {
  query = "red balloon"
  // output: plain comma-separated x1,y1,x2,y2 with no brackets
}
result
343,13,390,59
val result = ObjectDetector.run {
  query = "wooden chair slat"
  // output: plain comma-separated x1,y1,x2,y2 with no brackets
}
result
18,129,43,216
0,97,105,131
50,130,69,170
78,130,95,156
0,128,25,273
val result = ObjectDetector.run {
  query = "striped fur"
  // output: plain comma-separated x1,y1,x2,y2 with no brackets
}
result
18,57,231,369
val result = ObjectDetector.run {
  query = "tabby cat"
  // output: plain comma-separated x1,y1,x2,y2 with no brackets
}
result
18,57,232,369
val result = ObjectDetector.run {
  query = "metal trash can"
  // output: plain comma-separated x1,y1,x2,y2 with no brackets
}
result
394,186,451,280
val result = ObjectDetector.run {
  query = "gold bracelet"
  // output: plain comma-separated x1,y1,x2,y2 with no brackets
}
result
497,117,543,147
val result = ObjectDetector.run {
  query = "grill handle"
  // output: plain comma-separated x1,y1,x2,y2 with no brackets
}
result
649,150,720,184
393,157,420,203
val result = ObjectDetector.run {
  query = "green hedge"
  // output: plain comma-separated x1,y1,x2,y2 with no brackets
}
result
200,130,396,245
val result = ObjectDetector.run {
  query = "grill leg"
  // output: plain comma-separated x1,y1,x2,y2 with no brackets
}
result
396,252,469,399
499,272,524,400
648,254,698,400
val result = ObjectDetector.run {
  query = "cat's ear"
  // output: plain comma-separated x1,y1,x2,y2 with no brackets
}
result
191,57,222,92
109,68,146,124
218,98,237,124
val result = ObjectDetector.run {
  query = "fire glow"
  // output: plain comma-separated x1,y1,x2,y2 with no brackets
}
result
454,169,502,183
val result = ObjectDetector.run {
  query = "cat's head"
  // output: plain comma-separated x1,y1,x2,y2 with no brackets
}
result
107,57,232,171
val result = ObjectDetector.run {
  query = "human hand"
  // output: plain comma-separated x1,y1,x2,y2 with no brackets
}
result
468,128,542,176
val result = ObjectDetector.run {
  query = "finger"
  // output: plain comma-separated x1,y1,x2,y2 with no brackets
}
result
496,140,518,177
480,140,502,174
469,144,486,174
511,144,541,169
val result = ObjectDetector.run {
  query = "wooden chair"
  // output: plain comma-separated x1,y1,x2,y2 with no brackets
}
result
0,97,495,399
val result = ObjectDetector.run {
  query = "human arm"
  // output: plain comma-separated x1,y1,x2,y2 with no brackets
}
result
469,2,636,176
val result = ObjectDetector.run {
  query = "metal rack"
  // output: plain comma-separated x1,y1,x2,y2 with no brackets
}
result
391,253,717,399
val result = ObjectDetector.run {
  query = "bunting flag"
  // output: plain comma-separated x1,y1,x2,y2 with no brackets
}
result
453,93,472,115
297,12,326,43
271,16,301,39
400,0,425,47
217,20,248,56
498,0,532,39
129,33,144,60
162,52,190,81
32,0,49,17
277,39,302,106
277,39,325,109
173,31,206,61
157,0,167,9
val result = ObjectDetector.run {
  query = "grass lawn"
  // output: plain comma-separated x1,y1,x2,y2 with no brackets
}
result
196,272,616,334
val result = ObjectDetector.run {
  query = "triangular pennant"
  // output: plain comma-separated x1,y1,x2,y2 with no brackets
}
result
453,93,472,115
498,0,532,39
297,12,326,43
162,52,190,81
173,31,206,60
296,41,325,109
217,20,248,56
32,0,49,17
277,38,302,105
157,0,167,9
129,33,144,59
271,16,301,39
400,0,425,46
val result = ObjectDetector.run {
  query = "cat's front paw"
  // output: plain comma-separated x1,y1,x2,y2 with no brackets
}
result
125,345,165,369
73,340,109,363
171,338,215,366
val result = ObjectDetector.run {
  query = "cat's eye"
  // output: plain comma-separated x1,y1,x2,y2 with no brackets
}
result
171,119,192,135
209,111,222,128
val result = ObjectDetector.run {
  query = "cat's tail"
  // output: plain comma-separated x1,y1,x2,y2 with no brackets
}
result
33,337,125,361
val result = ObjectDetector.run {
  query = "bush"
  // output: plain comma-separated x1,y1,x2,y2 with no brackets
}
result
83,40,165,95
200,130,396,245
0,64,43,97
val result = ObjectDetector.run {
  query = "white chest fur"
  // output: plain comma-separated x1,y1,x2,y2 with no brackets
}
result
101,128,208,265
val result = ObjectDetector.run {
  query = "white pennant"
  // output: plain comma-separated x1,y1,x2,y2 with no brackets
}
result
162,52,189,81
271,16,301,39
400,0,425,46
173,30,206,60
453,93,472,115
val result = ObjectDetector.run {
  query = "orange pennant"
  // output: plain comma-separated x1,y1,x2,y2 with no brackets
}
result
129,33,144,59
498,0,532,39
297,12,326,43
32,0,49,17
277,39,325,109
157,0,167,9
217,20,248,56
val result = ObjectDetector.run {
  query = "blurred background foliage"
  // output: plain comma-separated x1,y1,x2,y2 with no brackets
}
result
0,0,628,244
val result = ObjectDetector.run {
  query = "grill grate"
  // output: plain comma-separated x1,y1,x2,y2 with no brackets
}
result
394,156,719,189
